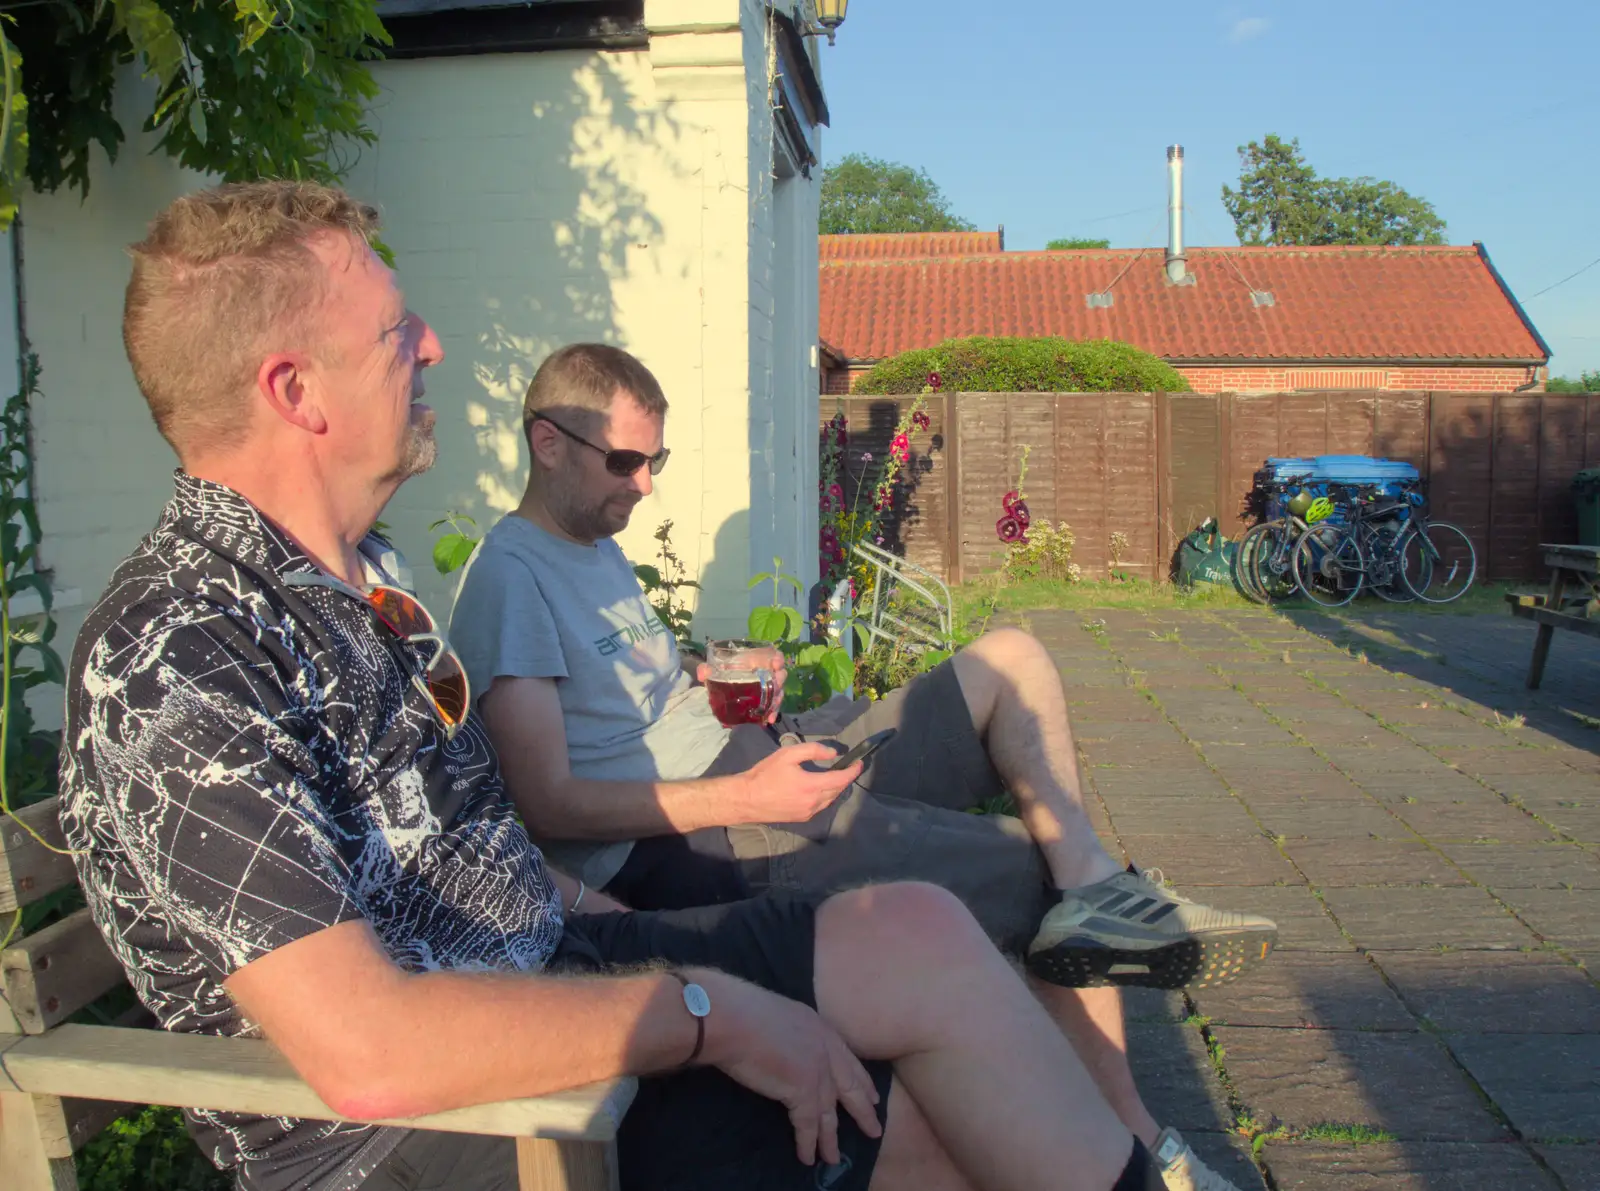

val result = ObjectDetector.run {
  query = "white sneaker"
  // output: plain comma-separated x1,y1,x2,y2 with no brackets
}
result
1152,1126,1243,1191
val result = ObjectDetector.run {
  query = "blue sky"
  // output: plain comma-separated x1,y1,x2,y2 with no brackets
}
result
817,0,1600,376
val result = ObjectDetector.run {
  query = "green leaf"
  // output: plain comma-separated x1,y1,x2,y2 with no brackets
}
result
917,648,953,673
820,646,855,693
747,606,789,643
782,606,803,641
632,564,663,590
793,644,828,667
851,622,871,652
6,570,50,612
431,533,476,575
115,0,187,89
25,640,64,685
747,572,772,590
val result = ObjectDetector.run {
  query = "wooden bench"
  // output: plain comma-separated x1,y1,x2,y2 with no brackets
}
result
0,795,636,1191
1506,543,1600,689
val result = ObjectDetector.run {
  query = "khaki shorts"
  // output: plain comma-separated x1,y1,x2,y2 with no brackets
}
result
723,662,1055,954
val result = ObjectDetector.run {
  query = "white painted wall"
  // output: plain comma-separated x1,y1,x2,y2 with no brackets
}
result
21,0,825,732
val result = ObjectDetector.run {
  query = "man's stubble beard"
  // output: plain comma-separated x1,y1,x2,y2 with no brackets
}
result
545,458,635,544
388,407,438,482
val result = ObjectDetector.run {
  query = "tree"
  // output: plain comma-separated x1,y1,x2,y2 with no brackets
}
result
1046,237,1110,250
0,0,388,228
1221,134,1446,247
819,153,974,235
1547,371,1600,392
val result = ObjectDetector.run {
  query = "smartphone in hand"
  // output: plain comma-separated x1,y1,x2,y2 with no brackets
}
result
828,727,897,771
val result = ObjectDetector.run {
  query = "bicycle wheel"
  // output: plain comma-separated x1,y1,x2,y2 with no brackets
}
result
1249,520,1302,603
1401,520,1477,603
1233,523,1272,603
1364,521,1417,603
1292,523,1366,607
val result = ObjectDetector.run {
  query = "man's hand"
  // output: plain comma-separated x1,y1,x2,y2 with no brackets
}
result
739,743,860,825
695,970,882,1166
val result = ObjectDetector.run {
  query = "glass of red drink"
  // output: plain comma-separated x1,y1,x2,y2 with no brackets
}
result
704,639,779,727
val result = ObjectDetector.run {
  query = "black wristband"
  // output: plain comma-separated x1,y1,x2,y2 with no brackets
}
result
670,972,706,1069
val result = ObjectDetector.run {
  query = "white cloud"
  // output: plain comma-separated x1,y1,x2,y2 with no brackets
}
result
1229,16,1270,42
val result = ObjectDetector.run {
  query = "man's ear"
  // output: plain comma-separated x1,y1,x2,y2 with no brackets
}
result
258,353,328,435
527,420,562,469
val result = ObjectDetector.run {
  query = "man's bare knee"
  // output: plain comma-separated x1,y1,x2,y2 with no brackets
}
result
869,1082,975,1191
818,881,982,959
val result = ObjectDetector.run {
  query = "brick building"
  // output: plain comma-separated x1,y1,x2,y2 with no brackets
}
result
818,236,1551,395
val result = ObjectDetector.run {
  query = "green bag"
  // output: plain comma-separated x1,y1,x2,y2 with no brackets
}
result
1177,518,1237,589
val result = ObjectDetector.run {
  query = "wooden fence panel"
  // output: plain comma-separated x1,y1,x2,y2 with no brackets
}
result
1537,395,1590,551
1429,394,1495,578
954,394,1016,579
1372,393,1430,471
1055,396,1111,577
1281,394,1332,458
1326,391,1379,457
1159,395,1221,574
1489,395,1542,580
825,394,949,580
1105,396,1159,580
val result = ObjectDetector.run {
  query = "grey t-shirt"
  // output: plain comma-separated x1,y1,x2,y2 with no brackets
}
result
449,514,731,887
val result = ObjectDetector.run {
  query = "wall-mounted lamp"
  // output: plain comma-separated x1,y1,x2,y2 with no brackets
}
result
800,0,849,44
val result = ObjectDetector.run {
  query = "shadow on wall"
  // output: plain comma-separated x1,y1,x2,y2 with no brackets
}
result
690,507,751,643
353,51,688,610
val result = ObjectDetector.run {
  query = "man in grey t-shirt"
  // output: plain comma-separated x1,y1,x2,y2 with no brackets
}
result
450,344,1277,1191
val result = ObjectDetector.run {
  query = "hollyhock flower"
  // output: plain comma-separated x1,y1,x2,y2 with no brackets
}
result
828,482,844,503
836,428,848,447
1002,490,1020,512
1011,499,1031,529
928,372,943,390
912,411,931,431
996,515,1024,544
891,433,910,462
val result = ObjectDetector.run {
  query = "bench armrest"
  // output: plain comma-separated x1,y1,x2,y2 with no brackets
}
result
0,1024,636,1141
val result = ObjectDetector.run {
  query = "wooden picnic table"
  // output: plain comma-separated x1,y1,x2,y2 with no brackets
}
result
1506,544,1600,689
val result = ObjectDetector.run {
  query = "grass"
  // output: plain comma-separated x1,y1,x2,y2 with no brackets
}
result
1295,1122,1397,1146
949,573,1526,639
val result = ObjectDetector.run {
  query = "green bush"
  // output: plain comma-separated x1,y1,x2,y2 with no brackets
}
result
77,1107,229,1191
855,336,1190,394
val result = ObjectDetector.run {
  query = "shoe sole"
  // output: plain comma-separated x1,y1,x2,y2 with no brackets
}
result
1026,929,1277,990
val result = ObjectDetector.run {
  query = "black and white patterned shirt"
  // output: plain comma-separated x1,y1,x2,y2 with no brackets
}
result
59,473,564,1191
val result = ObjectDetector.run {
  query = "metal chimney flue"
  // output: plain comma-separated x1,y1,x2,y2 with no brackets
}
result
1166,144,1192,286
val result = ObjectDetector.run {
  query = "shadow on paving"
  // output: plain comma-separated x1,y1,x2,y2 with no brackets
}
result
1013,606,1599,1191
1277,608,1600,755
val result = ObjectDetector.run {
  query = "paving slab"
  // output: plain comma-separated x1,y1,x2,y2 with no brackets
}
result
1261,1141,1559,1190
1533,1143,1600,1191
1214,1026,1508,1141
1114,834,1300,886
1376,950,1600,1033
1121,986,1187,1024
1317,885,1538,950
1445,1034,1600,1141
1389,798,1559,843
1191,952,1415,1031
1249,799,1416,841
1282,839,1469,886
1124,1023,1237,1133
1433,842,1600,889
1493,888,1600,949
1180,1131,1268,1189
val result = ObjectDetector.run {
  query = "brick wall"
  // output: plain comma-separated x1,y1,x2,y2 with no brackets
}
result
1178,364,1542,394
820,362,1545,396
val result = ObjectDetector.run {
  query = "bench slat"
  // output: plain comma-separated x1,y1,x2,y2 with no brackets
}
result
2,1025,637,1142
0,798,78,914
1508,601,1600,639
1,908,124,1034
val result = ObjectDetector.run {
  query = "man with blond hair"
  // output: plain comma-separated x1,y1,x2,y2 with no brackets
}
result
60,179,1186,1191
452,342,1278,1191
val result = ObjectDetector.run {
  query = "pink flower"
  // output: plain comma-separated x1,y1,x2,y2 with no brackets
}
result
912,411,931,431
996,515,1024,544
891,433,910,463
835,428,848,447
928,372,943,390
860,452,873,464
1002,490,1020,511
1011,499,1031,529
848,579,858,600
828,482,844,502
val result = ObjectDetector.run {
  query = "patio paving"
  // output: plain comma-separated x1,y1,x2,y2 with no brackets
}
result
1027,605,1600,1190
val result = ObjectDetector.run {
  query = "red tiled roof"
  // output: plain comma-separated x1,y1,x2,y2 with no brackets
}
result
819,244,1548,363
819,231,1003,260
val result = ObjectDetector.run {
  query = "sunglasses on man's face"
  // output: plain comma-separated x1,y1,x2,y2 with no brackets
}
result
287,574,470,739
530,411,670,477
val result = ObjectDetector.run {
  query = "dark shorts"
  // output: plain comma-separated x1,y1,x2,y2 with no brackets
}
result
606,662,1055,954
361,897,892,1191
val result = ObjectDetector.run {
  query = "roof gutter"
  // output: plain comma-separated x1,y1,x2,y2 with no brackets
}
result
1475,241,1553,363
1164,355,1549,367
